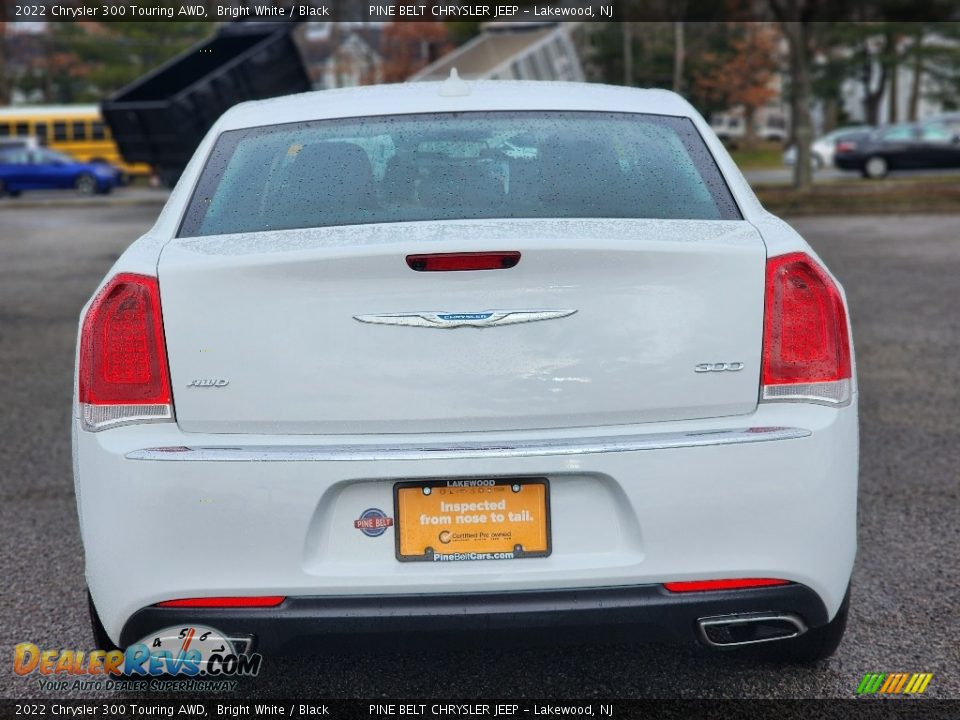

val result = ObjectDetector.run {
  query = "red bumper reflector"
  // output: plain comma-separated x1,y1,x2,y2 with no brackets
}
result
156,596,286,608
406,251,521,272
663,579,789,593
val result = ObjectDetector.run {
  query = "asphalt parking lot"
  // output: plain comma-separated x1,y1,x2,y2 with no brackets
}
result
1,205,957,700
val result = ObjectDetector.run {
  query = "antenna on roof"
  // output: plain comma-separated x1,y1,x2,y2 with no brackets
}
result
439,68,471,98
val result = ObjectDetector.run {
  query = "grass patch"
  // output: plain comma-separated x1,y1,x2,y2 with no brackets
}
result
729,141,785,170
756,178,960,215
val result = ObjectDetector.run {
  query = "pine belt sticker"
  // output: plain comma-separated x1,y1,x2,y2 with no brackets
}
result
354,508,394,537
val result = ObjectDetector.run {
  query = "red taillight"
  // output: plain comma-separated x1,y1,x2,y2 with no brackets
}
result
79,273,173,430
663,579,789,593
406,251,521,272
835,141,857,153
761,253,852,405
156,596,286,608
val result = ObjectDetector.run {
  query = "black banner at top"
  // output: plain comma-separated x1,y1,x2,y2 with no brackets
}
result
3,0,960,23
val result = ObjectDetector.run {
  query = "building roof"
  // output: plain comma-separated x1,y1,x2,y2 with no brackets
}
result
410,26,557,80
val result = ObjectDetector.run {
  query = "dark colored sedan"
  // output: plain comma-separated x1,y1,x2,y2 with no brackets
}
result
0,148,121,197
833,123,960,178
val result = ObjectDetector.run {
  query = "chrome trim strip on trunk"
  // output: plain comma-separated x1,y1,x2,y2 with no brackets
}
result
125,426,810,462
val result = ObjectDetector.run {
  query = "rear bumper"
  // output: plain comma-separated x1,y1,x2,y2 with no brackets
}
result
75,402,858,645
119,583,829,652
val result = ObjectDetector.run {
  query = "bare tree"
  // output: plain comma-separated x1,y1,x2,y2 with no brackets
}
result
860,28,895,126
623,22,633,86
0,23,8,106
769,1,818,190
908,29,924,122
673,21,685,93
887,28,901,123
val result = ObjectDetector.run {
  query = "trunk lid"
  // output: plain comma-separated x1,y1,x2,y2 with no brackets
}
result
159,218,765,434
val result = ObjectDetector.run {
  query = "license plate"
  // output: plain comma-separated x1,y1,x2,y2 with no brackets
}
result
393,477,551,562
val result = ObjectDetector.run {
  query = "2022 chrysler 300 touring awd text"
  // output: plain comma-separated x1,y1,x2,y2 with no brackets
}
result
74,79,857,663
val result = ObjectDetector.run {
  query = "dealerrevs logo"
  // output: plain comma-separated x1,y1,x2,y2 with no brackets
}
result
14,624,263,690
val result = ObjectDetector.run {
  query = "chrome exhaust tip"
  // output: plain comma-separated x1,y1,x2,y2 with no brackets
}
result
697,612,807,648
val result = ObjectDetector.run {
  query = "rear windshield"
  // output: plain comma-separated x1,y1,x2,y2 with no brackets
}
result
179,111,740,237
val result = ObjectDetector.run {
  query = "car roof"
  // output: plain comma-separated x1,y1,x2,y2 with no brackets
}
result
0,104,101,116
922,115,960,125
819,126,870,140
218,81,698,132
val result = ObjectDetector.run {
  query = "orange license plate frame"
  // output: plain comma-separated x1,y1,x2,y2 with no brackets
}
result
393,477,551,562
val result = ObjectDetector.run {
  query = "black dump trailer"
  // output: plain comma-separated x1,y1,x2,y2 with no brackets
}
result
101,22,310,187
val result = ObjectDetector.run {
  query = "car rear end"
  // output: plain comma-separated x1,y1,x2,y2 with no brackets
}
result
74,83,857,658
832,131,875,172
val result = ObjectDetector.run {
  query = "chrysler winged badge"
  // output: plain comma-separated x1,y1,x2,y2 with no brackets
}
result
353,310,577,329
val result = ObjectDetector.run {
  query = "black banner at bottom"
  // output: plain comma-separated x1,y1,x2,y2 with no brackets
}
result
2,700,958,720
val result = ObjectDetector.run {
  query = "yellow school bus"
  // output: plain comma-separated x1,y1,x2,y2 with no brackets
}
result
0,105,150,177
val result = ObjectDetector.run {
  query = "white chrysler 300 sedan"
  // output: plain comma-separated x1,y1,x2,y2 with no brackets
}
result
75,79,857,662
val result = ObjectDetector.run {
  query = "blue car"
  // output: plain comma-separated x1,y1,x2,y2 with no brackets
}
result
0,148,121,197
